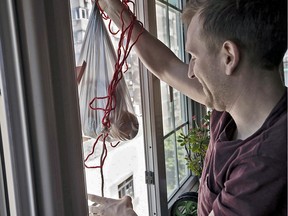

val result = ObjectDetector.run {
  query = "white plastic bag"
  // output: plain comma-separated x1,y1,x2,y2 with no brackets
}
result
77,4,138,142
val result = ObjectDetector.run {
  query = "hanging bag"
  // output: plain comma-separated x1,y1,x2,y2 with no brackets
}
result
77,4,139,142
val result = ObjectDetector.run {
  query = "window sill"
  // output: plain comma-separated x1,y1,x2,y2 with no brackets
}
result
168,176,199,210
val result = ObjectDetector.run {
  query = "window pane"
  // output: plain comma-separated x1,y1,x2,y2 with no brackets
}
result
177,126,189,184
168,8,187,127
118,175,134,198
164,126,190,199
169,8,184,60
164,133,177,197
168,0,181,9
174,90,187,127
161,81,174,135
157,0,191,201
156,2,169,46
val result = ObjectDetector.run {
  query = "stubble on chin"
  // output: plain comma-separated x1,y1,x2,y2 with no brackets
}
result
203,90,226,112
204,98,213,109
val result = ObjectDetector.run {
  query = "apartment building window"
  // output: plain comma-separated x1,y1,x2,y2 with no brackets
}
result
71,7,89,20
118,175,134,198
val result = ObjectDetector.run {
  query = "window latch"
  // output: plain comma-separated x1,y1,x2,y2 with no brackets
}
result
145,171,155,185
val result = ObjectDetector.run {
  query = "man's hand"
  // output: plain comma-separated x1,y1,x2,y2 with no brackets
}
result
88,194,137,216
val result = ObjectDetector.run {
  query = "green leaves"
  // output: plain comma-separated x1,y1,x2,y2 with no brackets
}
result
177,111,211,177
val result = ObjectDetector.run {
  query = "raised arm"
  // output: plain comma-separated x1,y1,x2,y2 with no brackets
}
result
98,0,205,104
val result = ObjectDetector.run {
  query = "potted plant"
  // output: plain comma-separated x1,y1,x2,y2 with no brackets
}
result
178,111,211,178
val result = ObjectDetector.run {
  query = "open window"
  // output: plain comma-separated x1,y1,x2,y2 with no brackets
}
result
70,0,200,214
0,0,202,215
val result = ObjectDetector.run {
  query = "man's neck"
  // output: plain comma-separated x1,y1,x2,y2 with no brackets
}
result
228,71,285,140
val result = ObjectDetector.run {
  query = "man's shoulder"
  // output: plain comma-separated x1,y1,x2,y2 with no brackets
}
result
257,110,287,162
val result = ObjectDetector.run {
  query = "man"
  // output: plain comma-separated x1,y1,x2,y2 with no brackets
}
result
89,0,287,215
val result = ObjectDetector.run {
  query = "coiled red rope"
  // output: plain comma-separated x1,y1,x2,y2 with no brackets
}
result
84,0,144,196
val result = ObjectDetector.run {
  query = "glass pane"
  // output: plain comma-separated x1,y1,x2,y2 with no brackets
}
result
161,81,174,135
174,90,187,127
156,2,169,46
169,8,184,60
157,0,190,200
168,0,181,9
70,1,148,215
176,126,189,184
164,133,177,197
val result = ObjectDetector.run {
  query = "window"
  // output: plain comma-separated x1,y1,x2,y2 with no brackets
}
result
155,0,192,199
0,0,199,215
70,1,149,215
118,175,134,198
71,7,89,20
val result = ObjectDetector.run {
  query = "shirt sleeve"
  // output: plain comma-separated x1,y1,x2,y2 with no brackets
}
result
212,156,287,216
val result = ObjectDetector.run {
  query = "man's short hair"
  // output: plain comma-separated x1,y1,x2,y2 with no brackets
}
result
183,0,287,70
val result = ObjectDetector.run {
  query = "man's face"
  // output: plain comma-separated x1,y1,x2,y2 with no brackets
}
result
185,13,229,111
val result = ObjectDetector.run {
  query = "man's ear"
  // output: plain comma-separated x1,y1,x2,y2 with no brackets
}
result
221,41,240,75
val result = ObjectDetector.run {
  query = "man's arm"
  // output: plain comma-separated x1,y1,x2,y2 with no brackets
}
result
98,0,205,104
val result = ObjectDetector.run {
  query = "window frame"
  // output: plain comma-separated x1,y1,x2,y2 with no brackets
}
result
156,0,199,201
0,0,88,215
141,0,200,214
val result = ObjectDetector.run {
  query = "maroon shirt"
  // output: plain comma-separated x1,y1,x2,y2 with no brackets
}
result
198,90,287,216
